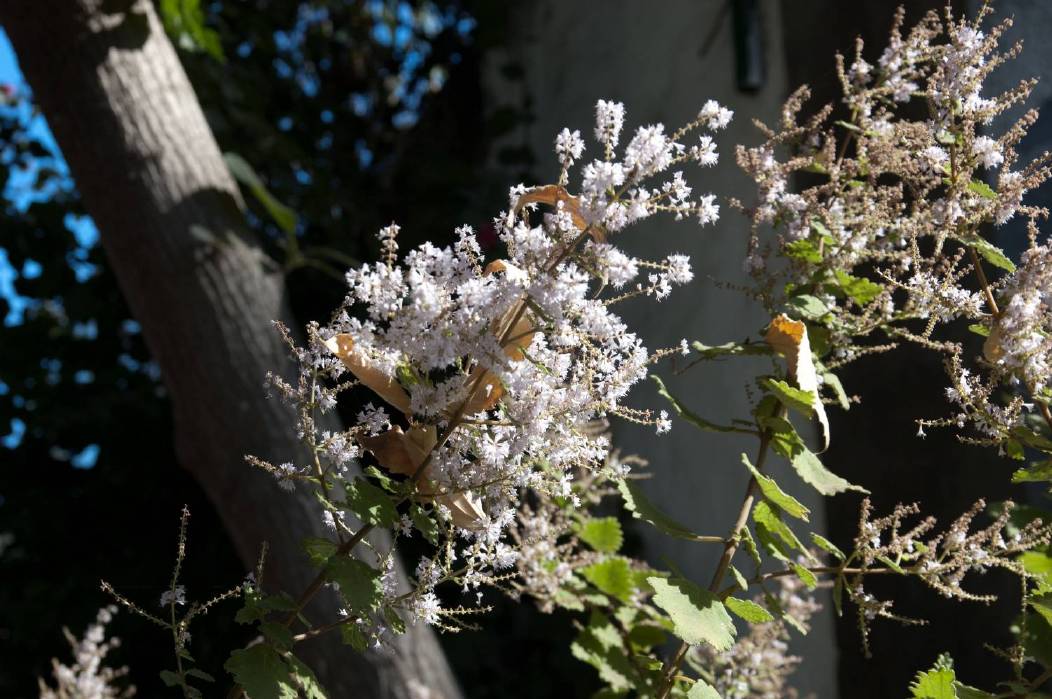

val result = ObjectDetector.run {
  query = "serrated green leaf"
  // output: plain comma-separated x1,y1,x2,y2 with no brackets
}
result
763,416,867,496
967,179,998,200
325,558,382,613
224,153,297,234
753,501,806,561
383,606,406,635
582,558,636,602
303,537,338,567
571,612,636,691
648,576,736,651
791,562,818,589
786,294,831,322
961,233,1016,272
261,621,294,652
225,645,298,699
690,339,772,360
877,555,906,575
346,477,399,527
810,532,845,560
627,623,666,649
364,465,397,492
738,526,762,570
618,480,708,542
790,445,864,496
160,669,182,687
785,239,823,263
409,504,439,546
159,0,225,61
910,667,957,699
834,270,883,304
652,374,743,433
822,371,850,410
185,668,215,683
729,564,749,593
578,517,624,553
340,622,369,651
967,322,990,337
285,655,327,699
724,596,774,623
741,453,810,521
687,679,722,699
762,378,815,416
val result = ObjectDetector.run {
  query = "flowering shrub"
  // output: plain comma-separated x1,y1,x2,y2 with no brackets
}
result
65,3,1052,697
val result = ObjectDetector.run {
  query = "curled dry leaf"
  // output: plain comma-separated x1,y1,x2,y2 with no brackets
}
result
511,184,602,241
359,424,486,530
323,333,412,415
765,314,830,452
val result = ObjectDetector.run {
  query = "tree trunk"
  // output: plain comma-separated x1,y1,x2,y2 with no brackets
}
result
0,1,461,697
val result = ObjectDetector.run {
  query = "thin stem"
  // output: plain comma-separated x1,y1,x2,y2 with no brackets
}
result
968,246,1000,318
654,416,779,699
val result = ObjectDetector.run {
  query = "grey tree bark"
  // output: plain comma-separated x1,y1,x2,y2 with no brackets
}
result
0,1,461,697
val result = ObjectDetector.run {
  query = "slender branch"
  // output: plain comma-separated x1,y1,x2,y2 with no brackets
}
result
654,416,779,699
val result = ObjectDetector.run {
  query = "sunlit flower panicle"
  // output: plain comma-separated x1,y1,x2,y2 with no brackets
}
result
264,98,729,631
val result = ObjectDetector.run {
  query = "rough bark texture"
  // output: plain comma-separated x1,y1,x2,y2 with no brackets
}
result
0,1,461,697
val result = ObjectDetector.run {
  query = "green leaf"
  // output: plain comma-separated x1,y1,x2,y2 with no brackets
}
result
822,371,850,410
960,233,1016,272
364,465,396,492
261,621,294,652
1021,552,1052,580
382,606,406,636
741,453,810,521
618,480,708,542
690,339,772,360
224,153,298,234
790,445,864,496
225,645,298,699
582,558,636,602
763,417,867,496
786,294,831,322
285,654,327,699
160,670,182,687
967,322,990,338
346,477,399,528
762,378,815,416
159,0,225,61
877,555,906,575
340,622,369,651
833,270,883,304
325,558,382,613
967,179,998,200
729,565,749,592
791,562,818,589
724,596,774,623
578,517,624,553
409,505,440,546
303,537,338,568
687,679,722,699
570,611,637,691
753,501,806,561
810,532,845,560
910,667,957,699
652,374,743,433
627,623,666,649
785,239,823,263
648,576,736,651
185,668,215,683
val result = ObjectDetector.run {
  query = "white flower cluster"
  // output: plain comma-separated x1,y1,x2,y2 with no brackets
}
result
986,242,1052,393
38,606,135,699
269,99,730,628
